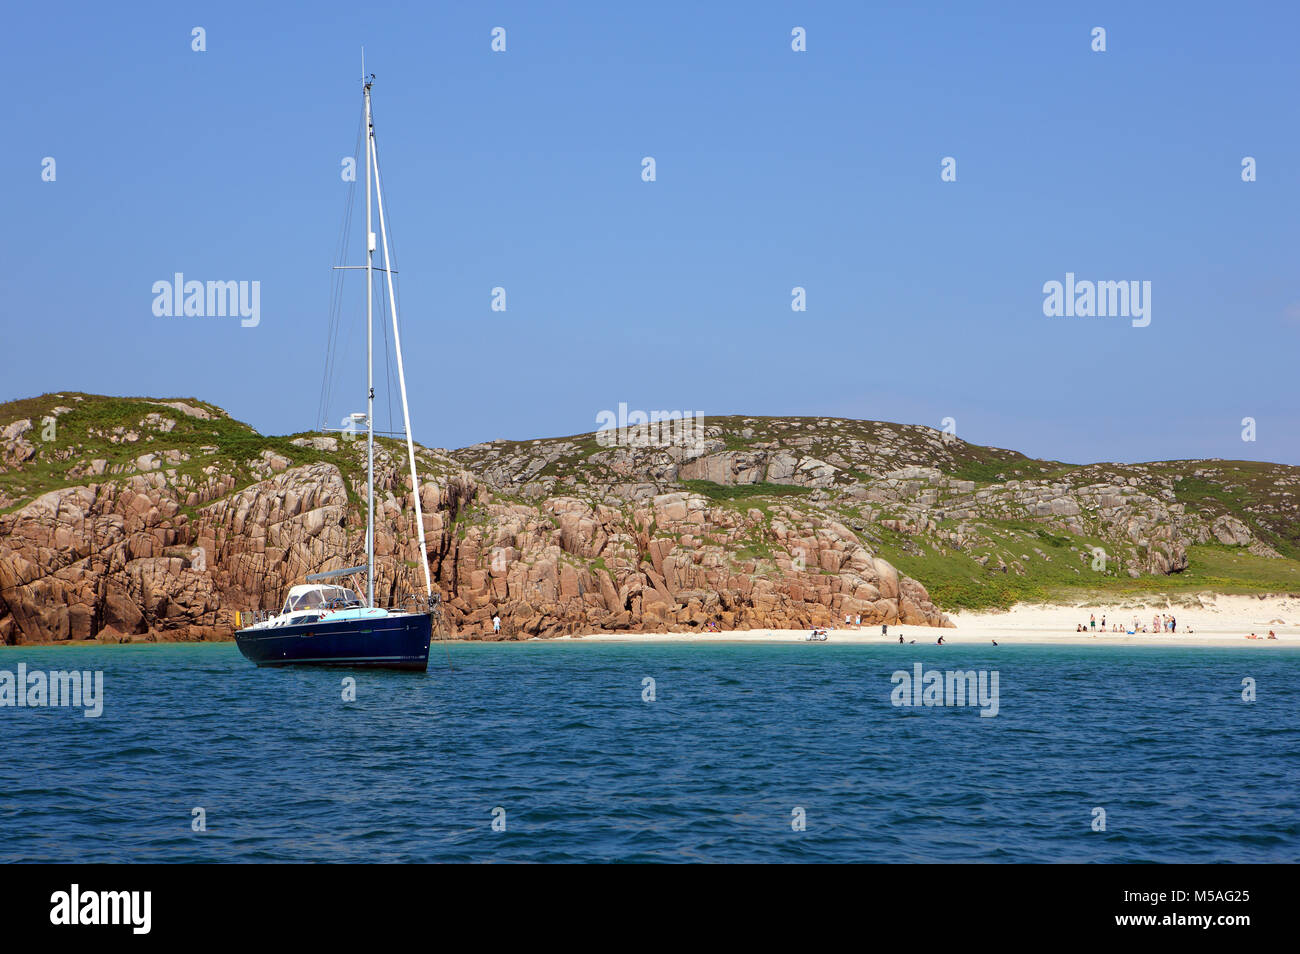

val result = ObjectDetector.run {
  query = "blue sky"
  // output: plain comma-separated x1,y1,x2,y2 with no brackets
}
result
3,1,1297,464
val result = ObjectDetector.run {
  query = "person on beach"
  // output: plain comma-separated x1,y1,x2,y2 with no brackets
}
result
1101,615,1106,629
1268,631,1277,639
492,614,501,636
882,623,888,637
1090,614,1096,630
855,614,862,627
1171,616,1176,633
899,635,904,644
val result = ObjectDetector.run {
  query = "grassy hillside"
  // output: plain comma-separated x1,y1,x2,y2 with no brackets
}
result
4,394,1299,613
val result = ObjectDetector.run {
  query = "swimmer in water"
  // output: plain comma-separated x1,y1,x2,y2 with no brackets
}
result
991,639,998,646
937,635,945,645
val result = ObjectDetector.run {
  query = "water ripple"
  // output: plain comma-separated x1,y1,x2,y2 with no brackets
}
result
0,641,1296,862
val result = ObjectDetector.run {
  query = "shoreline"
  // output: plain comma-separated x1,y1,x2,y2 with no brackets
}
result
552,630,1299,648
558,593,1300,647
4,594,1297,651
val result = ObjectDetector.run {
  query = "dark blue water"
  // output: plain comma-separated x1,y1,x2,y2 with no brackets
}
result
0,642,1296,862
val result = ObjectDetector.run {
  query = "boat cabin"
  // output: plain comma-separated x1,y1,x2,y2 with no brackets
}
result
280,584,364,616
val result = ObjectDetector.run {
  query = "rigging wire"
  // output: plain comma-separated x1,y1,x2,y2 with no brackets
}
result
317,104,366,431
378,254,396,441
368,96,401,445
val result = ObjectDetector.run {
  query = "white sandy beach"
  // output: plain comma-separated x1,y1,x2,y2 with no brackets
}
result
557,594,1300,647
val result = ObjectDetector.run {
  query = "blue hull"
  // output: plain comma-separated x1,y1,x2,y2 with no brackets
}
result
235,612,432,671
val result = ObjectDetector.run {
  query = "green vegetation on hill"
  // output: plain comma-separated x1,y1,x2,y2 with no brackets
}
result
680,480,813,503
4,393,1299,616
881,531,1300,612
1166,464,1300,560
0,393,437,514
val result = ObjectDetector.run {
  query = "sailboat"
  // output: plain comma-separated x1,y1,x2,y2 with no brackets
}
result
235,74,435,671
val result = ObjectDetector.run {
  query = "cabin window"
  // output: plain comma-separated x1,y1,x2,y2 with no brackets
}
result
288,590,326,611
281,585,361,615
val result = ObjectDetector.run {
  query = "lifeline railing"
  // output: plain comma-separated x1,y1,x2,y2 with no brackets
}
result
233,592,440,629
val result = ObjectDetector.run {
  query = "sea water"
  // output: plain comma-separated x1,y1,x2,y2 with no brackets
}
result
0,641,1295,862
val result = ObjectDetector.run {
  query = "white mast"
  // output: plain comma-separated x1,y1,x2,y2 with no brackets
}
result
369,129,433,599
363,77,376,608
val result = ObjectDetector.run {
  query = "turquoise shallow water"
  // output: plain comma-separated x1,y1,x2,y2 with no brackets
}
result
0,641,1296,862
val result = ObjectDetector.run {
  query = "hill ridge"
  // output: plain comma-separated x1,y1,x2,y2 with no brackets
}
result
2,392,1298,643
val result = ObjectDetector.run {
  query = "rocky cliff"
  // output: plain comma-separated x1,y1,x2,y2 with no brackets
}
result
2,394,1298,643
